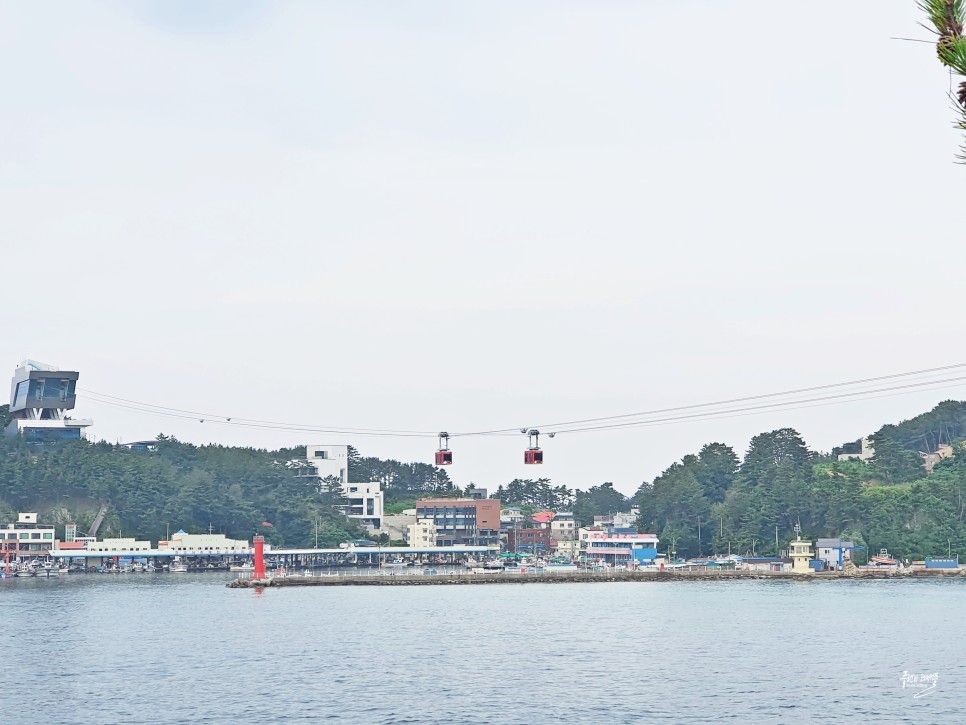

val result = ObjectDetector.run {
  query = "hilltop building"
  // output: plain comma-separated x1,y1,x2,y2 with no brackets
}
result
304,444,384,529
6,360,92,441
306,445,349,483
837,437,875,462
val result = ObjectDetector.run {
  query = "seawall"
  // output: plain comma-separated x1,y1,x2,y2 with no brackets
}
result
227,568,966,588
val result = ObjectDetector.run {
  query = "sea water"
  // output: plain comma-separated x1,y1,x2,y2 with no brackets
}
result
2,574,963,723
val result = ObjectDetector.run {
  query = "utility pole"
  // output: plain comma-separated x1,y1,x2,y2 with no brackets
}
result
697,516,702,557
775,525,779,557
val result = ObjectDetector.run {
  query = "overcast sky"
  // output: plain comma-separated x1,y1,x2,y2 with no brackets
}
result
2,1,964,496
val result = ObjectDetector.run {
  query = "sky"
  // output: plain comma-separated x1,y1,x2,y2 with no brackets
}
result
2,1,965,496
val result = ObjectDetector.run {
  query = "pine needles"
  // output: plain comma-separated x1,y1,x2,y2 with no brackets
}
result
917,0,966,161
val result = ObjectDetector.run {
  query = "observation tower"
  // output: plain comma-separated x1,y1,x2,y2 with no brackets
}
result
6,360,93,441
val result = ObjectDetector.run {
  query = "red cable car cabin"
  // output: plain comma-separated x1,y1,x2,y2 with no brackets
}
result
435,432,452,465
524,449,543,464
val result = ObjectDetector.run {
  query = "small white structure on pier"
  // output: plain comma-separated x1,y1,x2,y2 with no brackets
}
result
789,523,815,574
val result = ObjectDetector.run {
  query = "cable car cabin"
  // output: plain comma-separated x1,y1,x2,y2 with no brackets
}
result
435,450,453,465
524,449,543,464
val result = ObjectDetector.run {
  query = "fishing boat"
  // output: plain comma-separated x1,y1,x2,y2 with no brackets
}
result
380,558,408,568
169,558,189,573
229,563,255,572
869,548,899,567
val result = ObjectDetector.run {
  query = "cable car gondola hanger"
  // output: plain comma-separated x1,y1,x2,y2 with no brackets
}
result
435,432,453,465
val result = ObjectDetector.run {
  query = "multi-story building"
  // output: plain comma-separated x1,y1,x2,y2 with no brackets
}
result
550,512,577,541
6,360,93,441
406,519,438,547
581,531,659,567
555,539,580,559
304,444,384,529
508,528,556,554
0,513,57,560
306,445,350,483
342,482,384,529
415,498,501,546
593,506,640,530
500,508,525,528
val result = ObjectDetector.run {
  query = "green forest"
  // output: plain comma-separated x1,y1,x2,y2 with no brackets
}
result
634,401,966,561
2,401,966,560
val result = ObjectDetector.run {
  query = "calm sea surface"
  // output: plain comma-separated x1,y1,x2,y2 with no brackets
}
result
2,574,963,724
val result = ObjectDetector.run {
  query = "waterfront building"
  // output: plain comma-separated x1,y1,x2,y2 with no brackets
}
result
925,556,959,569
415,498,501,546
0,513,57,560
6,360,93,441
406,519,438,547
507,527,556,554
85,537,153,553
815,538,856,571
581,531,659,567
158,530,250,554
789,525,814,574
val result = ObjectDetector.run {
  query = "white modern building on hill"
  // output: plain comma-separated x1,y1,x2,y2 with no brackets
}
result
6,360,93,441
306,445,350,483
305,444,384,529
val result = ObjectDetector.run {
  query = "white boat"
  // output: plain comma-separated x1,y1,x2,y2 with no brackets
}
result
169,558,189,573
229,563,255,572
57,563,70,575
380,558,408,568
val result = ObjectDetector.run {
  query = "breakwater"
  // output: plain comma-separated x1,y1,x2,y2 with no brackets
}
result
227,568,966,588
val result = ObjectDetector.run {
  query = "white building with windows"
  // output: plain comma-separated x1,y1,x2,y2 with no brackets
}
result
0,513,57,559
158,530,251,554
306,445,350,483
85,537,153,553
305,444,384,529
551,512,577,541
342,482,384,529
406,519,438,547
